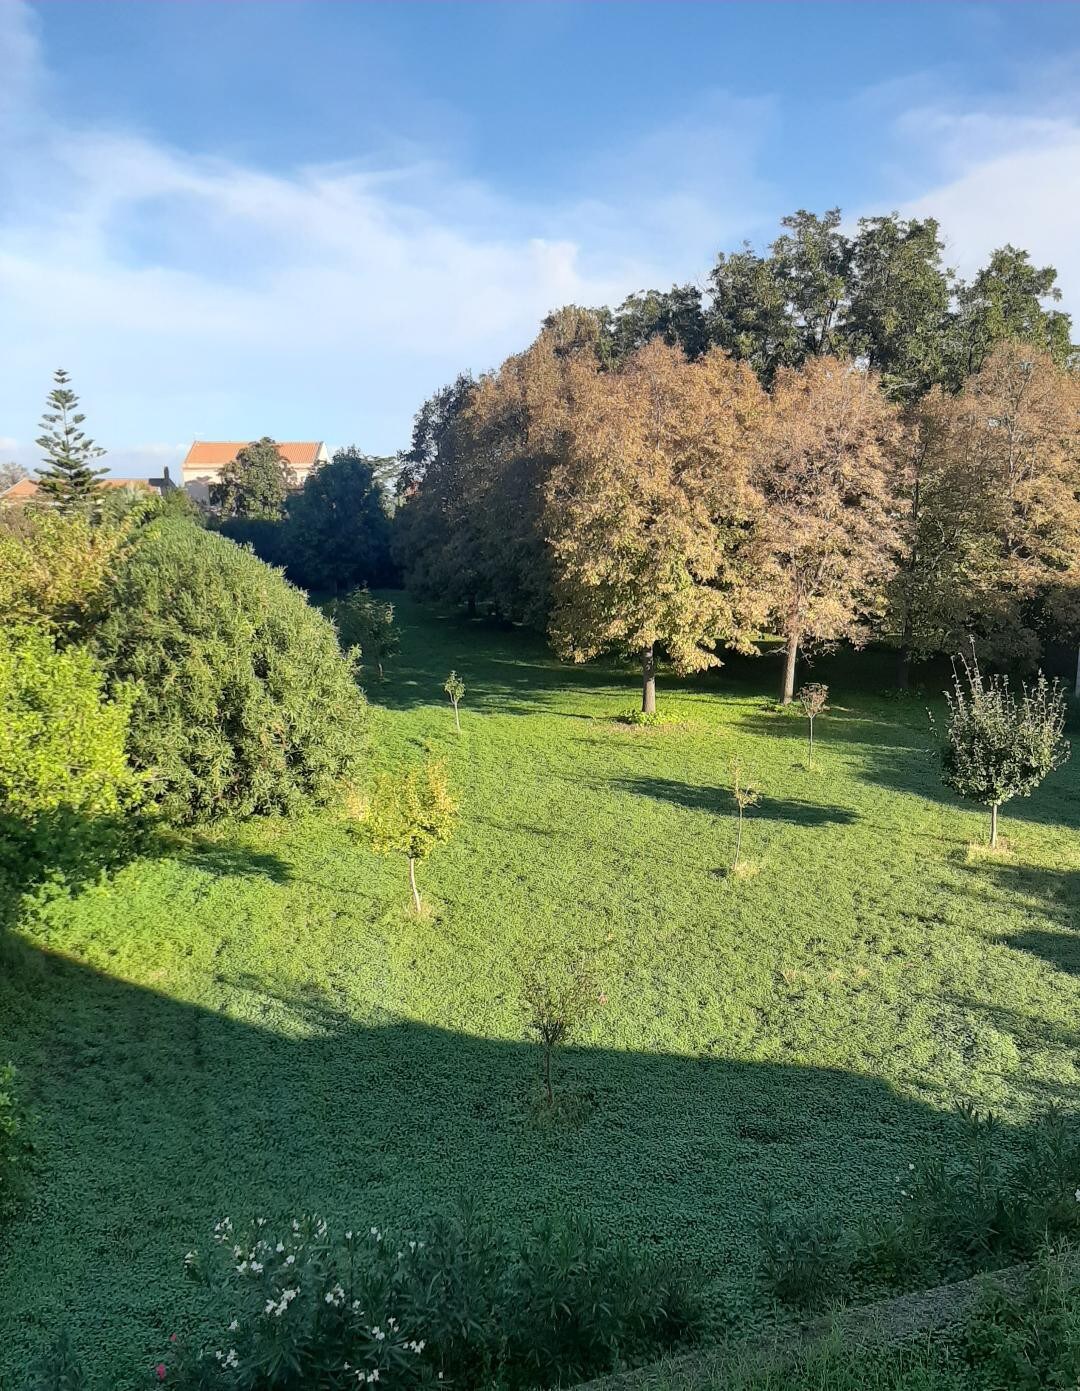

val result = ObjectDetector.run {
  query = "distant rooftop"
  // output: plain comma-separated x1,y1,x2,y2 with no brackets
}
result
183,441,326,469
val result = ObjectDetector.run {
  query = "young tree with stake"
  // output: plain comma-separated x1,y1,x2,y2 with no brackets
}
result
444,670,465,732
936,649,1069,848
730,756,760,872
797,683,829,768
366,760,458,913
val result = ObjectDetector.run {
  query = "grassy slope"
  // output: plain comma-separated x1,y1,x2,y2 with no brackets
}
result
3,595,1080,1384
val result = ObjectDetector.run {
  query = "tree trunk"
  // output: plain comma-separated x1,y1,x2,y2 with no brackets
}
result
808,718,814,769
990,804,999,849
1074,642,1080,699
542,1046,553,1106
733,807,743,869
453,700,461,734
642,644,656,715
780,631,798,705
408,857,421,914
897,647,912,691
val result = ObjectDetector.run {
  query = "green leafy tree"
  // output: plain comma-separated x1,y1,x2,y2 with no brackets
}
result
211,438,294,520
608,285,709,363
94,521,367,823
937,650,1069,848
366,759,457,913
34,369,107,510
0,624,137,819
844,215,953,401
325,589,398,678
444,670,465,732
520,956,597,1107
797,682,829,768
284,448,393,591
949,245,1074,384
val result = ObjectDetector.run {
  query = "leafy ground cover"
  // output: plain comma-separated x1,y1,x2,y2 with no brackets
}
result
3,596,1080,1385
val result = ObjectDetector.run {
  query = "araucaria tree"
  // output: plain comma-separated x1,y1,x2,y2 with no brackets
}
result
545,339,768,714
35,369,107,510
757,358,900,703
367,759,458,913
211,438,294,519
937,650,1069,848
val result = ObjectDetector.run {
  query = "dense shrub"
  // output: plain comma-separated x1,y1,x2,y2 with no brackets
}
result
761,1106,1080,1310
93,520,368,823
159,1207,705,1389
0,507,135,639
0,624,137,820
0,1062,31,1225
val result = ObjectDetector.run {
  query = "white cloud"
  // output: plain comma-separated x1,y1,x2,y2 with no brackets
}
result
0,0,775,473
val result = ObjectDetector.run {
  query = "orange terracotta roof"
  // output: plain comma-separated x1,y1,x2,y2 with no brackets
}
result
183,441,323,468
0,478,39,500
1,477,157,503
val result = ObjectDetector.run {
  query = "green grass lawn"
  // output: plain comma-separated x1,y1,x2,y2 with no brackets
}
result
3,595,1080,1386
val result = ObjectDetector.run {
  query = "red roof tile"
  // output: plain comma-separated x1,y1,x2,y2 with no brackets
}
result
183,441,324,468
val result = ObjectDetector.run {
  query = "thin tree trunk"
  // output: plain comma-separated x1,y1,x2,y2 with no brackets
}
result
808,718,814,769
453,700,461,733
781,631,798,705
1074,642,1080,699
990,804,999,849
408,857,421,914
897,646,912,691
642,643,656,715
734,807,743,869
543,1046,553,1106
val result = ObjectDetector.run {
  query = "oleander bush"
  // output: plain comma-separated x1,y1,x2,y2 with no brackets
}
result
156,1208,706,1390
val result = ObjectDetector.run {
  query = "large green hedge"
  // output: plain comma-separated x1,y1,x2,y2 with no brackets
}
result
94,520,368,822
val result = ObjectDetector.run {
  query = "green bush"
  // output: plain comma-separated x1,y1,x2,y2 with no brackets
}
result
159,1208,705,1389
324,588,399,676
0,624,137,820
93,520,368,823
763,1106,1080,1309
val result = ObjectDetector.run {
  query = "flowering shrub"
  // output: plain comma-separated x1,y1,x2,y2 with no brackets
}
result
161,1206,705,1389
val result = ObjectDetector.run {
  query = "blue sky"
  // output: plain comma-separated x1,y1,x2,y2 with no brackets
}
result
2,1,1079,476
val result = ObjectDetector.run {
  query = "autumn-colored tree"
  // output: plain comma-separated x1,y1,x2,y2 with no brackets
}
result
756,358,901,703
546,340,768,713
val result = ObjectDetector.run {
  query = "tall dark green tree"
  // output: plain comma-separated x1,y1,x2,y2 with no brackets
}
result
844,215,953,401
949,245,1075,384
34,369,107,509
285,448,393,591
608,285,709,363
211,437,294,520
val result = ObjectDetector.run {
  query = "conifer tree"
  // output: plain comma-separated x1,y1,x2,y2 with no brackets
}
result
34,369,107,509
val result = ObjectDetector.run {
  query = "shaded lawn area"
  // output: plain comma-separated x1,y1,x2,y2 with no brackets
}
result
3,594,1080,1386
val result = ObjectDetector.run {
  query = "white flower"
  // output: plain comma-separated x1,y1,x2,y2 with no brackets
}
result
257,1217,266,1227
184,1251,196,1266
225,1350,239,1369
285,1254,295,1265
276,1242,285,1253
237,1262,249,1274
369,1372,380,1383
345,1231,353,1240
1075,1188,1080,1202
228,1319,239,1332
250,1261,264,1274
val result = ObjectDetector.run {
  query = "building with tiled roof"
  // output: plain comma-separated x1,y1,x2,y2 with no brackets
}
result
181,441,328,502
0,474,175,507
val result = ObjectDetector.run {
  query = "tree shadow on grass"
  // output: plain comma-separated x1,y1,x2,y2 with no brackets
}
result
609,777,858,826
953,860,1080,973
2,938,978,1386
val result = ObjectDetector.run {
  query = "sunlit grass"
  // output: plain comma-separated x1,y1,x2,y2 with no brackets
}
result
3,594,1080,1386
